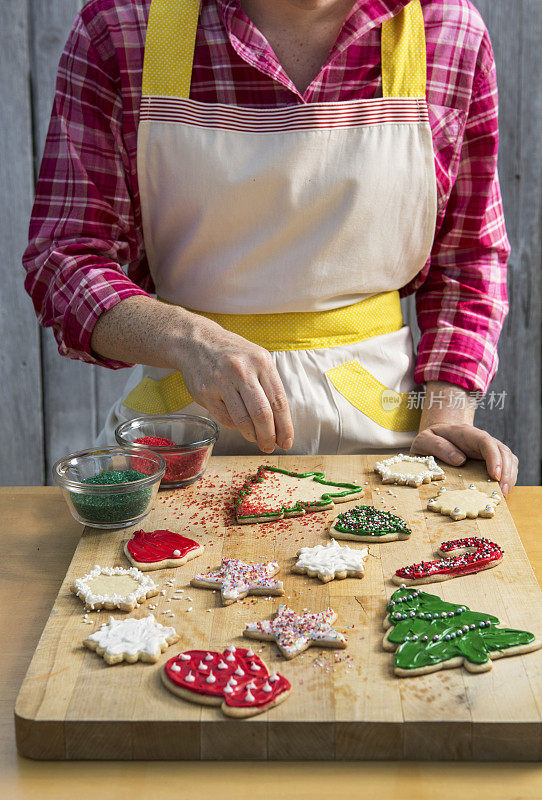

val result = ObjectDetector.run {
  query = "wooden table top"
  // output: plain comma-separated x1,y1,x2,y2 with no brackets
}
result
2,483,542,799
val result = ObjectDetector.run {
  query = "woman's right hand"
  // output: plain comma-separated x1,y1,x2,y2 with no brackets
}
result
178,311,294,453
90,296,294,453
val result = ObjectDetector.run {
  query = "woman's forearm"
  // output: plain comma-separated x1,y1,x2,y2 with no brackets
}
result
89,295,294,452
90,296,198,369
419,381,476,429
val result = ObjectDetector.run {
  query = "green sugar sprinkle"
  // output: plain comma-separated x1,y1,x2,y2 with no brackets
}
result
70,469,152,525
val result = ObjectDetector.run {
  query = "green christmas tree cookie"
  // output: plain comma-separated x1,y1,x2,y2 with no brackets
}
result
329,505,412,542
234,466,363,524
383,586,541,677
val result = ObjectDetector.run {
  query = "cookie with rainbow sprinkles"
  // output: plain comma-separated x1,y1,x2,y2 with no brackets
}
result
329,504,412,543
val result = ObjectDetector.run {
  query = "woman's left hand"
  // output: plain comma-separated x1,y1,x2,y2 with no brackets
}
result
410,422,518,497
410,381,518,497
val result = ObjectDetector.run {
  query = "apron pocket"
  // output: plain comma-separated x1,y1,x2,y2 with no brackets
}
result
325,360,421,432
123,371,193,415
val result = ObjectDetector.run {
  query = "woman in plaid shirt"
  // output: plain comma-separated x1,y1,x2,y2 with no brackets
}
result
23,0,518,492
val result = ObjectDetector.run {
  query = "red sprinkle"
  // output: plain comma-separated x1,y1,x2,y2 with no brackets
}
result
133,435,208,484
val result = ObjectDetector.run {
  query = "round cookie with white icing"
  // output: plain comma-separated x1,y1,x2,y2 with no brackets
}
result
71,564,159,611
374,454,445,487
84,614,178,664
293,539,368,583
427,484,501,521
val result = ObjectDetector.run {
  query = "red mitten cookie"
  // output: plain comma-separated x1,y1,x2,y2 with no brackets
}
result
161,645,291,718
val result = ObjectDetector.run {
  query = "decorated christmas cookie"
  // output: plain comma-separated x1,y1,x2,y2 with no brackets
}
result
374,454,445,487
84,614,178,665
191,558,284,605
71,565,159,611
162,645,291,718
330,505,412,542
234,465,363,524
392,537,504,586
427,484,501,520
244,604,347,659
124,529,204,571
383,586,541,676
293,539,368,583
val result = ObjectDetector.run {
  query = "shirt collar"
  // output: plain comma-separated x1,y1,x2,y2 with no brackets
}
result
212,0,411,99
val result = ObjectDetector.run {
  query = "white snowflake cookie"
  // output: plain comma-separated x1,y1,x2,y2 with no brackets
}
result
293,539,368,583
374,454,445,487
84,615,178,664
71,564,159,611
427,484,501,521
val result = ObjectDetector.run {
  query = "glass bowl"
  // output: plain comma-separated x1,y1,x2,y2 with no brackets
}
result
52,446,166,529
115,414,219,488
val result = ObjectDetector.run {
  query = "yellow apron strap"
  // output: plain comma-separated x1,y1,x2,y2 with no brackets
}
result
381,0,426,98
325,361,422,432
142,0,426,99
142,0,201,97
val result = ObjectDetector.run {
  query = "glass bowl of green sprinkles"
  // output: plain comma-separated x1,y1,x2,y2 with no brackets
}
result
53,447,166,529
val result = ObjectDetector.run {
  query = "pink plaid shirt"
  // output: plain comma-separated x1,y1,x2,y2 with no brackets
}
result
23,0,510,393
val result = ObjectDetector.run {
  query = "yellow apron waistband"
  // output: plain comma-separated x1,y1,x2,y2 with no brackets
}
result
157,291,403,351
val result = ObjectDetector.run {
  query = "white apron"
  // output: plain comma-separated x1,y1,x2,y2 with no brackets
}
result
98,0,437,455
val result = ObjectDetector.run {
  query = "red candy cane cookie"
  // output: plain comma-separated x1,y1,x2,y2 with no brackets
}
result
161,645,291,718
392,537,504,586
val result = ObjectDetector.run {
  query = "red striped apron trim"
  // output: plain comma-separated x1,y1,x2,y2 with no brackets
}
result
139,96,429,131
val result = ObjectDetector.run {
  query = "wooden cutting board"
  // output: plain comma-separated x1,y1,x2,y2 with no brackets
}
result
14,455,542,761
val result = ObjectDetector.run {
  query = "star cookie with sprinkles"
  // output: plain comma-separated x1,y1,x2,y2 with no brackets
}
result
374,454,445,487
329,505,412,543
392,537,504,586
234,465,363,524
190,558,284,605
294,539,368,582
427,484,501,521
244,604,347,659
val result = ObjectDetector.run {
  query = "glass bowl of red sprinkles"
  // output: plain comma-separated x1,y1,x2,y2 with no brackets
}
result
114,414,219,489
53,446,166,529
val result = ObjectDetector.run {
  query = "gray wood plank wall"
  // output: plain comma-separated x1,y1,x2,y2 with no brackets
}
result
1,0,541,485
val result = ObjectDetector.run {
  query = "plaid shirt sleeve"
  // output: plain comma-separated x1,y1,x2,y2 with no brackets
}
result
22,12,152,369
413,35,510,394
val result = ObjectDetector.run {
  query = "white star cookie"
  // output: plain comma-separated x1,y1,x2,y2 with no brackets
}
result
191,558,284,605
293,539,368,583
84,615,179,665
244,604,347,659
427,484,501,521
71,564,159,611
374,454,445,487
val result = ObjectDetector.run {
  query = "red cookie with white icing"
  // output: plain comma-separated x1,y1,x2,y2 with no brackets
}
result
161,645,291,718
124,529,204,571
392,537,504,586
